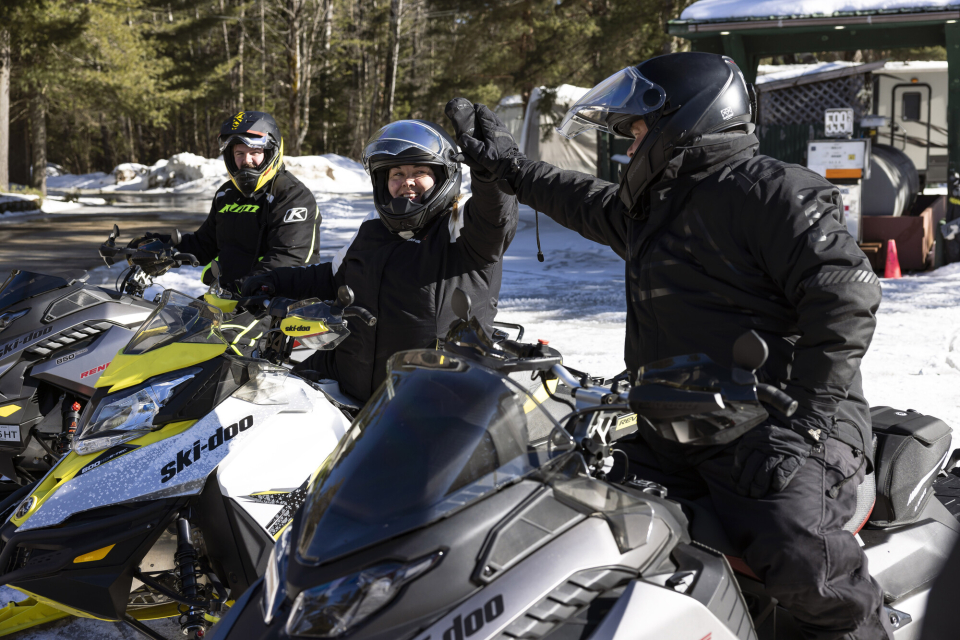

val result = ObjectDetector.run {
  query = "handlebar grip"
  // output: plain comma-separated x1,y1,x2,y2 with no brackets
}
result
343,306,377,327
756,384,798,417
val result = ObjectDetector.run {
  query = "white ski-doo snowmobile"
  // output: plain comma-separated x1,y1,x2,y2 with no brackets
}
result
208,290,959,640
0,226,201,487
0,283,375,638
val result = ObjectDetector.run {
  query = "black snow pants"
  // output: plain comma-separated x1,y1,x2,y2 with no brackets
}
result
619,435,893,640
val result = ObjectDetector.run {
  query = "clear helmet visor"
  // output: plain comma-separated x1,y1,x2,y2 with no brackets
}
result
218,132,272,154
362,121,451,175
557,67,666,139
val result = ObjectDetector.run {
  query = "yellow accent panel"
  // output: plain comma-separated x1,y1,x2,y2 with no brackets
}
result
0,405,20,418
0,597,73,635
523,377,559,414
204,294,238,313
95,343,227,392
73,544,115,564
615,413,638,431
12,420,197,527
281,318,329,338
1,589,108,623
129,602,182,621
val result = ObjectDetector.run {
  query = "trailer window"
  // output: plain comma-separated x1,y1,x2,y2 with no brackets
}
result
901,92,922,122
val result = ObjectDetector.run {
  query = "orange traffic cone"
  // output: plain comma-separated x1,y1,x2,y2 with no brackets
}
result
884,239,902,279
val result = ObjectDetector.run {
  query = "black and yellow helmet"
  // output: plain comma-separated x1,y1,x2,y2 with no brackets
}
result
217,111,285,198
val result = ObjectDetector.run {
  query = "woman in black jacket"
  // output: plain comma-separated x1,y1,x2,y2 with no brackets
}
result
242,118,518,402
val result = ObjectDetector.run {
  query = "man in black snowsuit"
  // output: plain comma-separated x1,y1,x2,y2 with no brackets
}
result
242,117,518,402
451,52,890,639
133,111,319,295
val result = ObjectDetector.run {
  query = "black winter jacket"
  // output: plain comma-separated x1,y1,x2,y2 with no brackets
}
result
513,131,881,459
269,178,519,402
178,167,319,293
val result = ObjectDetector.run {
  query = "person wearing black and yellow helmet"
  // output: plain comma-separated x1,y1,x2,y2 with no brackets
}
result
130,111,320,295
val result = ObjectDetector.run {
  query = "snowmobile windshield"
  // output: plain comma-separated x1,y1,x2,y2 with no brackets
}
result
123,289,227,355
296,349,576,565
0,270,72,309
361,121,451,174
557,66,666,139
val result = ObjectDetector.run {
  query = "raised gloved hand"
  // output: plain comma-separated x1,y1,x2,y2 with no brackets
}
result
730,423,818,498
444,98,526,184
240,272,278,297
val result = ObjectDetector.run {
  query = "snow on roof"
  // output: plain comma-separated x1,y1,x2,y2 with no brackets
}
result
754,60,946,86
681,0,959,22
883,60,949,72
756,61,863,83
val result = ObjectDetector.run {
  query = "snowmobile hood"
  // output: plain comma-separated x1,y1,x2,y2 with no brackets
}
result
296,349,575,566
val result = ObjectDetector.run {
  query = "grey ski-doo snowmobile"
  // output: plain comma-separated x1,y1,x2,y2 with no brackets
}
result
0,226,199,486
208,290,959,640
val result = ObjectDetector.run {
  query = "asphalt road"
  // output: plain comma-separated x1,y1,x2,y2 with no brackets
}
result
0,199,209,277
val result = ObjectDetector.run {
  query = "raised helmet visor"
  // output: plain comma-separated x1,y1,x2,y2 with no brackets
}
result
556,67,666,140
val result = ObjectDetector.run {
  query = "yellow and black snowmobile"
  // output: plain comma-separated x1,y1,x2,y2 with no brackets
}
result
0,283,374,639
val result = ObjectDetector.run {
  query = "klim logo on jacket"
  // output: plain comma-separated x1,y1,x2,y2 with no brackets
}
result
219,203,260,213
283,207,308,223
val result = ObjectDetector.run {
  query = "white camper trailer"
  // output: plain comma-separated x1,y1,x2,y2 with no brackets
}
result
496,84,596,175
873,61,948,186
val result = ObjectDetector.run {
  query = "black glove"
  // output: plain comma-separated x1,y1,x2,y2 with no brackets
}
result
730,424,817,498
444,98,525,184
127,232,173,249
240,272,278,297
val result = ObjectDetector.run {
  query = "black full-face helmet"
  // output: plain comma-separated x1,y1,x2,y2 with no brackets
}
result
361,120,462,236
217,111,285,198
557,52,755,216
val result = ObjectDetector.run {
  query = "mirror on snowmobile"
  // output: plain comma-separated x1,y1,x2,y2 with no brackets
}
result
209,259,222,281
172,229,182,246
337,285,355,307
452,288,472,321
732,330,768,372
109,224,119,244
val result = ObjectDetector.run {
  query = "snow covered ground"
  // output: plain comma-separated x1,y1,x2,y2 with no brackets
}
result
2,187,959,638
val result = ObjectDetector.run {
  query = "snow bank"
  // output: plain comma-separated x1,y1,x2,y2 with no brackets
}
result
47,153,372,197
681,0,958,21
0,192,41,216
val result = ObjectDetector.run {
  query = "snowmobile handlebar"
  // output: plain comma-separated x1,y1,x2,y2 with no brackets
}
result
755,383,798,417
343,306,377,327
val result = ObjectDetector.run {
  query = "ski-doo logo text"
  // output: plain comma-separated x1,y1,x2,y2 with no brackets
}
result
0,326,53,357
284,325,311,332
160,415,254,483
424,594,504,639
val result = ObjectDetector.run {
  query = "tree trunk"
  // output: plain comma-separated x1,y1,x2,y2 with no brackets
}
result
0,29,10,192
238,1,246,107
261,0,267,110
320,0,333,152
286,0,303,155
383,0,403,123
30,94,47,197
220,0,234,106
125,116,137,163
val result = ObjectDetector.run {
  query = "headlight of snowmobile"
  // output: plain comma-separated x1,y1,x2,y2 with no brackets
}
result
284,550,444,637
262,527,292,624
72,369,199,456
